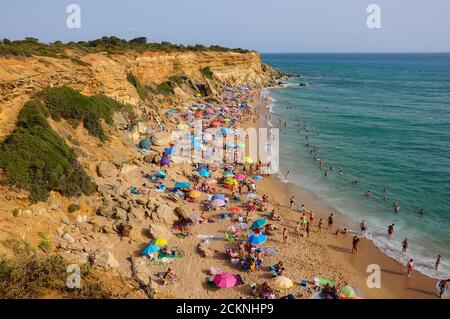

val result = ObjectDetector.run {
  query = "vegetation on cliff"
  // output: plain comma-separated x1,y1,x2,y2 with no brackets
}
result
0,97,96,202
38,86,124,141
0,36,251,58
0,249,117,298
0,86,124,202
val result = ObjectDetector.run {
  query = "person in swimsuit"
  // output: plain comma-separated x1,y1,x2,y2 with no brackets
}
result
317,218,323,233
402,238,408,253
360,220,367,236
327,213,334,230
435,255,442,271
406,259,414,277
289,196,296,210
387,224,395,238
352,235,360,255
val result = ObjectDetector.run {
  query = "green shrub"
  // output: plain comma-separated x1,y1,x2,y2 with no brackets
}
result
38,86,123,141
70,57,90,67
126,72,149,101
68,204,80,213
157,81,174,95
38,240,51,252
12,208,19,217
0,254,117,298
0,97,96,202
200,67,214,79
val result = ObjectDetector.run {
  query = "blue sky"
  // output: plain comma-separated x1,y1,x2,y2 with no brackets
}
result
1,0,449,53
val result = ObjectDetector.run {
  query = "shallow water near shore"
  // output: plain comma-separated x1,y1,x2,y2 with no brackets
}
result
261,53,450,279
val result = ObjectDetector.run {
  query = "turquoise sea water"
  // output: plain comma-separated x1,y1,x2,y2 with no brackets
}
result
261,53,450,279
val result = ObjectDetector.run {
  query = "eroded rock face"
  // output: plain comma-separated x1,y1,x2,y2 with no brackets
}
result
148,223,172,240
97,161,118,178
151,132,172,146
151,204,178,225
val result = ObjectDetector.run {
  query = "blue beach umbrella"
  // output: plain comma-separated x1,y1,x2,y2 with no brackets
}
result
141,244,160,256
253,175,263,181
248,233,267,245
212,194,225,201
251,218,267,229
198,169,210,177
174,181,190,189
155,171,166,178
165,147,175,155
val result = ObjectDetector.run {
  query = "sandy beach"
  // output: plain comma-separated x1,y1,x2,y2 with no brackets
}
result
146,88,439,299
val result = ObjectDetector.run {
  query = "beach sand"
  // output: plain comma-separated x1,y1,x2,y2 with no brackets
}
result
148,89,438,299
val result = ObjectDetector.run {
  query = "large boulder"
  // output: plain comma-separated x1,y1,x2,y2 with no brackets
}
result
90,249,119,268
96,204,116,218
151,132,172,146
97,161,118,178
120,164,139,175
148,223,172,240
47,192,64,212
151,204,178,225
130,256,151,286
143,151,158,164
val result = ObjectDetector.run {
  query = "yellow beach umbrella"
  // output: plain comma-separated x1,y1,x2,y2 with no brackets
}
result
225,178,238,185
178,123,189,130
154,238,167,247
189,190,202,199
244,156,253,164
271,276,293,289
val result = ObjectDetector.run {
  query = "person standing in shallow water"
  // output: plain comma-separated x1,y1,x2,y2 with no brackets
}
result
406,259,414,277
360,220,367,236
435,255,442,271
387,224,394,238
402,238,408,253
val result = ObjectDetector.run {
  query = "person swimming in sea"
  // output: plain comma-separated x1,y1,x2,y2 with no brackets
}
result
352,179,358,185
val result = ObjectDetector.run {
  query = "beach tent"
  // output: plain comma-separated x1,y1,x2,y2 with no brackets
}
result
213,273,237,288
141,244,161,256
340,285,362,299
271,276,294,289
251,218,267,229
248,233,267,245
174,181,190,189
139,138,152,150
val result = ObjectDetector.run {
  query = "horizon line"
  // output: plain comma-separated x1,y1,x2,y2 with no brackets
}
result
260,51,450,54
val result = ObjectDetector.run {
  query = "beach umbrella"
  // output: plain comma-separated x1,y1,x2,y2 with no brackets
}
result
251,218,267,229
248,233,267,245
165,147,175,155
189,190,202,199
223,172,234,177
178,123,189,130
253,175,263,181
198,169,210,177
271,276,293,289
244,156,253,164
160,156,171,166
228,207,242,212
340,285,362,299
314,277,336,286
141,244,160,256
234,173,246,181
139,138,152,150
152,238,167,247
225,178,238,185
212,194,225,200
203,133,213,142
155,171,166,178
210,199,226,207
211,121,221,127
174,181,190,189
213,273,237,288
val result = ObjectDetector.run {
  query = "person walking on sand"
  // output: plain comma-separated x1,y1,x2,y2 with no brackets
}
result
283,228,288,244
289,196,296,210
295,222,301,237
438,279,449,298
318,218,323,233
309,211,315,226
360,220,367,236
387,224,395,238
402,238,408,253
305,221,310,237
406,259,414,277
327,213,334,230
435,255,442,271
352,235,360,255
